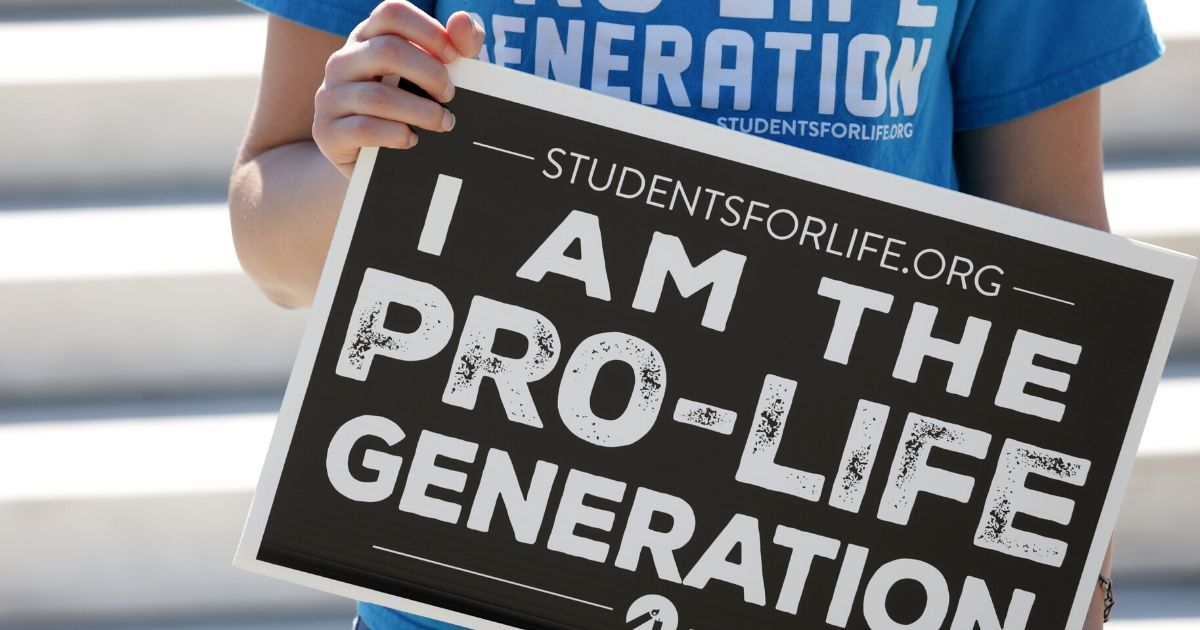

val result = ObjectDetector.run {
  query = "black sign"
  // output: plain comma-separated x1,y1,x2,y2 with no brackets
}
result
237,60,1193,630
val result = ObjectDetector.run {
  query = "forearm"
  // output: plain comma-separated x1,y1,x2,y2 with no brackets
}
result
231,7,484,307
229,140,349,308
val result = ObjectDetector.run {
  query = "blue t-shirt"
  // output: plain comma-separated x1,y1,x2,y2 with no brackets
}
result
246,0,1160,191
241,0,1160,627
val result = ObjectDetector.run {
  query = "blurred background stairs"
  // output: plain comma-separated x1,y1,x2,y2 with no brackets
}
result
0,0,1196,628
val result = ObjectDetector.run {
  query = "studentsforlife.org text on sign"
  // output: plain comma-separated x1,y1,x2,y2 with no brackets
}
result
236,60,1194,630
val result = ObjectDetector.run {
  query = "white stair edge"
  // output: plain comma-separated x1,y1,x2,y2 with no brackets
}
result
0,14,265,85
1106,165,1200,239
0,203,241,282
1148,0,1200,41
1138,368,1200,457
0,413,274,502
0,202,308,401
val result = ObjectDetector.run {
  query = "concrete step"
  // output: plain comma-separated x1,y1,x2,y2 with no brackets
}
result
0,202,307,401
0,400,348,626
1106,162,1200,358
0,366,1196,623
1103,0,1200,160
1114,362,1200,576
0,13,264,199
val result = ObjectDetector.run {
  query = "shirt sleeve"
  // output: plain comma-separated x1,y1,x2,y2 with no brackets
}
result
241,0,436,37
950,0,1163,131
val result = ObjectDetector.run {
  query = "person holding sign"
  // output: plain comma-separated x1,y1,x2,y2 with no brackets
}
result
229,0,1159,627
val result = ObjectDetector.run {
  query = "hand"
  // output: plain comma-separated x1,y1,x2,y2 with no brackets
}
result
313,2,485,177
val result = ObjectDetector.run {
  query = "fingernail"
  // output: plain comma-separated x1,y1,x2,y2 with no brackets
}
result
409,134,419,148
471,14,484,35
442,82,455,102
443,45,459,63
442,110,456,132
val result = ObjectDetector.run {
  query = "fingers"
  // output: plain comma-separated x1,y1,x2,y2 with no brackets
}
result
315,114,418,173
446,11,486,59
320,81,455,133
331,115,418,150
353,0,459,63
314,1,485,178
327,34,455,103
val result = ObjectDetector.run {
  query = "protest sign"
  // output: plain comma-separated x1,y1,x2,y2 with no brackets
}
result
236,60,1194,630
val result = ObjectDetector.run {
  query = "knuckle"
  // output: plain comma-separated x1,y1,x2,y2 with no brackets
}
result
343,116,374,141
369,34,408,64
375,0,414,22
324,48,351,76
312,117,333,148
359,83,393,111
313,83,334,110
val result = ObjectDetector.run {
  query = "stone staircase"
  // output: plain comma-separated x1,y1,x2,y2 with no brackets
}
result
0,0,1196,628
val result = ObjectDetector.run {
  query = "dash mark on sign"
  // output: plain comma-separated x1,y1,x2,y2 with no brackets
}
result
373,545,614,611
1012,286,1075,306
473,141,536,161
672,399,737,435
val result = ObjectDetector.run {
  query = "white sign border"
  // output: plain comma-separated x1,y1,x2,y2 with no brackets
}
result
235,58,1196,630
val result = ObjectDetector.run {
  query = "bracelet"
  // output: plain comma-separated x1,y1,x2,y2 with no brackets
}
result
1098,575,1116,622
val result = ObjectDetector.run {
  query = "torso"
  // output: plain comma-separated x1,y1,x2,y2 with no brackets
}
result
432,0,968,187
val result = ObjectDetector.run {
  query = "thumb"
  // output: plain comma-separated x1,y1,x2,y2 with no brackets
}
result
446,12,485,60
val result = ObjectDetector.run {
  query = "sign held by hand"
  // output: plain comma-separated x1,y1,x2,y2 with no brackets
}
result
236,60,1194,630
